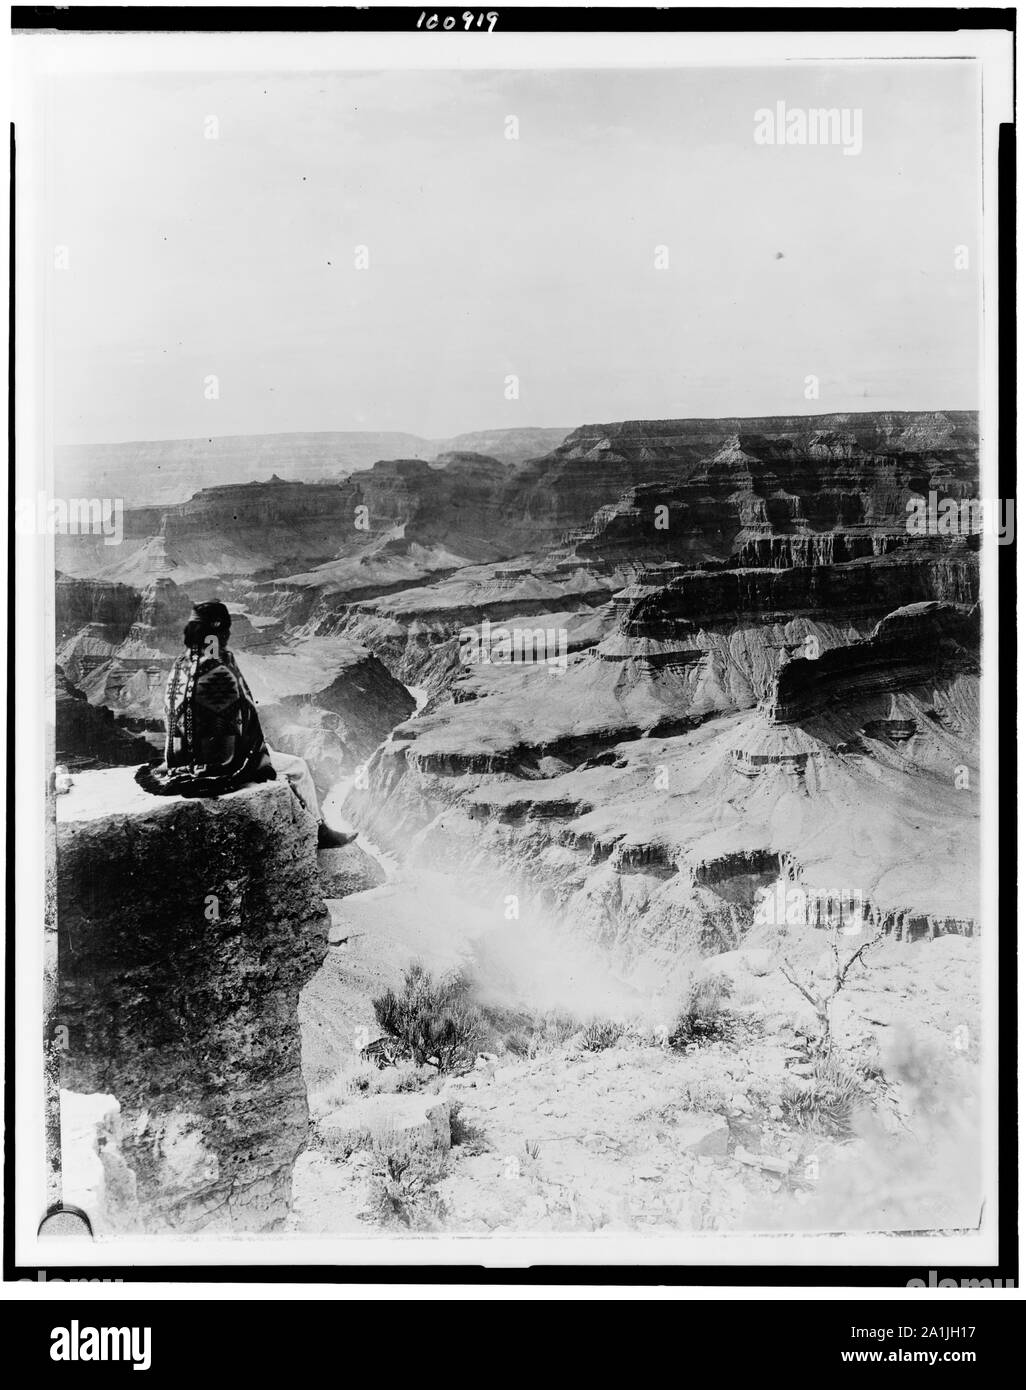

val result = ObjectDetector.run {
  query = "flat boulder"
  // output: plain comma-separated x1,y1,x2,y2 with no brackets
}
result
318,842,385,899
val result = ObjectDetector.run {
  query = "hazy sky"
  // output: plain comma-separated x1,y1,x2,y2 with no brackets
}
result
49,63,981,445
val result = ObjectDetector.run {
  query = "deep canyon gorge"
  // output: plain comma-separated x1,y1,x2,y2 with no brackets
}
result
53,411,983,1237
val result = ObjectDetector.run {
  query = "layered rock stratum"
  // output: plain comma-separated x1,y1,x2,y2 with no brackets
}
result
56,426,570,508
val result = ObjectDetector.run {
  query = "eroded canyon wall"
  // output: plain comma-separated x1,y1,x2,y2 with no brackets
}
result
56,771,329,1232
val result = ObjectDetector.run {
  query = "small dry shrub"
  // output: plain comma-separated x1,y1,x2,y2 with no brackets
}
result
476,1001,537,1056
669,972,737,1050
542,1009,581,1047
363,1151,448,1231
476,1002,582,1057
581,1018,624,1052
449,1101,489,1154
781,1055,862,1136
372,963,482,1073
308,1060,378,1116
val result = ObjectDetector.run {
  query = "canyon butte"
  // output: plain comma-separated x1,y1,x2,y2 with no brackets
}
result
53,411,983,1237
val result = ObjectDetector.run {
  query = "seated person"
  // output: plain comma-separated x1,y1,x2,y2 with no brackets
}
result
135,605,275,797
136,601,352,847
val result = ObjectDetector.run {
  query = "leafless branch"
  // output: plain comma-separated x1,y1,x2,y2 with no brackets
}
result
779,957,822,1012
835,927,887,991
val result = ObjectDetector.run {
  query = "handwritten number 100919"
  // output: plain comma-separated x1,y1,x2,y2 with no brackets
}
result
417,12,499,30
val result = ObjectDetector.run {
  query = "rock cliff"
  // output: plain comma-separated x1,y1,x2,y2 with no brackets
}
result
503,411,978,552
765,601,979,722
55,426,568,509
55,667,157,769
256,643,415,796
56,770,329,1232
57,411,977,592
343,663,979,993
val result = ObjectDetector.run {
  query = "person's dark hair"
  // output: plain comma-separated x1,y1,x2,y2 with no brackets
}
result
192,600,232,634
183,618,214,652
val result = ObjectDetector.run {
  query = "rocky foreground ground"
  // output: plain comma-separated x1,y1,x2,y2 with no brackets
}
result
291,872,981,1239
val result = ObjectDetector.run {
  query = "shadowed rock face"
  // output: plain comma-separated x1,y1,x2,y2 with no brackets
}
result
55,456,516,587
55,667,156,769
259,652,415,797
56,574,193,705
505,411,978,551
618,540,978,639
318,842,385,899
562,422,979,564
56,573,140,637
56,478,364,587
765,602,980,723
56,772,329,1232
